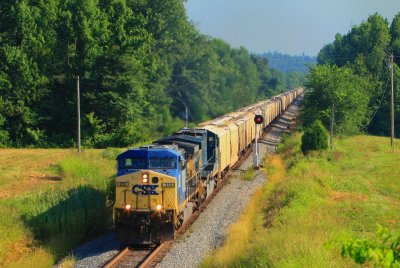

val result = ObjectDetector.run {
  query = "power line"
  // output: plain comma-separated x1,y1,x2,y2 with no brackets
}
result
359,74,390,131
319,54,400,61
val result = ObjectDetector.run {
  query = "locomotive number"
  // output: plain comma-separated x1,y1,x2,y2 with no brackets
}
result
116,181,128,187
162,182,175,188
132,184,159,195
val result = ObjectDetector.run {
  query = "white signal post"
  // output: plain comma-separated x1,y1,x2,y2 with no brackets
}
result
254,124,259,168
253,115,263,169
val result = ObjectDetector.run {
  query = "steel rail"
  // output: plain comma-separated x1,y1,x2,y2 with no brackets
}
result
102,247,129,268
138,243,166,268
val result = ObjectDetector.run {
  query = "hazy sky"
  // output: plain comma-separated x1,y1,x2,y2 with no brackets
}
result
185,0,400,56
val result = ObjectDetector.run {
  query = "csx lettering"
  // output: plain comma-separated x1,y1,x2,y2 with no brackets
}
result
132,184,159,195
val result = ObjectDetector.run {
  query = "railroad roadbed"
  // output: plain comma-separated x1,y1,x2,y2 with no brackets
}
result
158,96,302,268
71,96,302,268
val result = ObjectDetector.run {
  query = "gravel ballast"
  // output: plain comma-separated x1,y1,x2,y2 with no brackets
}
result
71,230,121,268
158,97,302,268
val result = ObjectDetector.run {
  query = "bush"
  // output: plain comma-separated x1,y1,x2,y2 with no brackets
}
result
341,225,400,267
0,130,9,147
301,120,328,154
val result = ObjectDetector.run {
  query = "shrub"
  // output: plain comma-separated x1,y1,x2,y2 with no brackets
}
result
341,225,400,267
0,130,9,147
301,120,328,154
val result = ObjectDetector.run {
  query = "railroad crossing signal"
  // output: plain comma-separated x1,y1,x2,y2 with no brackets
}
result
254,115,264,125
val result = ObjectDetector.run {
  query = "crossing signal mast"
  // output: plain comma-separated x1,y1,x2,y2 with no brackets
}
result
254,115,264,168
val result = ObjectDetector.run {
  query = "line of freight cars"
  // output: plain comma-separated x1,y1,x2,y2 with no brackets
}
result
113,87,304,245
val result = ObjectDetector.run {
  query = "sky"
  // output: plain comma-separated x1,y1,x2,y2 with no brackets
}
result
185,0,400,56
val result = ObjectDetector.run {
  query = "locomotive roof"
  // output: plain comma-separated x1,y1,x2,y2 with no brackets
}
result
156,134,205,149
175,128,207,136
156,140,199,155
117,145,184,160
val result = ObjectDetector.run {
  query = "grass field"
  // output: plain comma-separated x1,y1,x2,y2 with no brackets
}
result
201,134,400,267
0,148,119,267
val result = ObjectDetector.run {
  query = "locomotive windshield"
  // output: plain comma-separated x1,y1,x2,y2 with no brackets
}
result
120,158,146,169
149,158,176,169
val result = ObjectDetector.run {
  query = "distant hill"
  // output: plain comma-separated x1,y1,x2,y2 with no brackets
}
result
260,52,316,73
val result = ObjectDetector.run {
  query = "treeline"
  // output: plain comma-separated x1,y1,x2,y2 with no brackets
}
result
261,52,316,73
302,13,400,137
0,0,301,148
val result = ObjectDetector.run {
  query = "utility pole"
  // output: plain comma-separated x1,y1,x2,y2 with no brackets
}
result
77,76,81,154
330,103,335,150
390,53,395,149
172,95,190,128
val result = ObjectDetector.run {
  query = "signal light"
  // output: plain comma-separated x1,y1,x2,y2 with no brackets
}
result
254,115,264,124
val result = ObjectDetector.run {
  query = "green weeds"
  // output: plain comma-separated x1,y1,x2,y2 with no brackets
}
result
243,168,255,181
202,134,400,268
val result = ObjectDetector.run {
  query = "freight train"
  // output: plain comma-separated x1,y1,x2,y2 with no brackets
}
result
113,87,304,245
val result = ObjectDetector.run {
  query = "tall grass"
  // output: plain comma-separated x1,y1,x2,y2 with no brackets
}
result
201,134,400,267
0,150,116,267
202,189,263,267
201,155,286,267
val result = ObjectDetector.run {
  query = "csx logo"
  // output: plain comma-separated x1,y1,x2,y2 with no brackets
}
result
132,184,159,195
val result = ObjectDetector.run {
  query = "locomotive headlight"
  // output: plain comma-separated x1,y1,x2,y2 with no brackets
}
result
142,173,149,183
156,204,162,211
125,204,132,210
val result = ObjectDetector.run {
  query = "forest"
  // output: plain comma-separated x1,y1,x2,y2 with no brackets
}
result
261,52,316,73
303,13,400,137
0,0,302,148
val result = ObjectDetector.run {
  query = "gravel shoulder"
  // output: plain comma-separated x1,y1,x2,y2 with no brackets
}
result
158,97,302,268
70,229,122,268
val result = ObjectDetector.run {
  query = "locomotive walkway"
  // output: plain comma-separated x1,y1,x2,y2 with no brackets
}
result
158,95,303,268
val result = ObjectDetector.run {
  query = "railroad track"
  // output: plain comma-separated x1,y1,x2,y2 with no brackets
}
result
100,97,303,268
101,243,168,268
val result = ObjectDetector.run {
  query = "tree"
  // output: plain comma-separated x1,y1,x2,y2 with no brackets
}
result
316,13,399,138
318,13,390,78
302,65,372,135
0,0,293,148
390,13,400,65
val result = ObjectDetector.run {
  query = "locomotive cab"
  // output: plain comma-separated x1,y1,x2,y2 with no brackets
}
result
114,146,184,244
